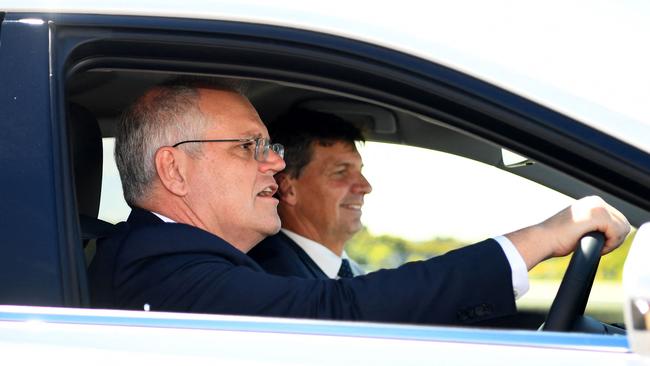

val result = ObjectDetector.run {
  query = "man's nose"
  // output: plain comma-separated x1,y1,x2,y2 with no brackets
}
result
259,149,286,174
352,173,372,194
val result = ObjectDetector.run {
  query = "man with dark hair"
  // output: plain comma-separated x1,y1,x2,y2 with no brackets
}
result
89,80,630,326
249,109,370,278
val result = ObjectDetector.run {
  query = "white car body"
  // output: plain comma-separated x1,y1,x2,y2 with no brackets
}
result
0,305,638,365
1,0,649,363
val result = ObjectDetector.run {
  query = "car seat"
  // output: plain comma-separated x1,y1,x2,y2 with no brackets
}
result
67,103,115,263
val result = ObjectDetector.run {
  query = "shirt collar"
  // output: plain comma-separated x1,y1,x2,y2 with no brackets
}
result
281,229,349,279
151,211,176,223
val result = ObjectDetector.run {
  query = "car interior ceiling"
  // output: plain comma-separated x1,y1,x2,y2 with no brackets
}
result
67,69,649,229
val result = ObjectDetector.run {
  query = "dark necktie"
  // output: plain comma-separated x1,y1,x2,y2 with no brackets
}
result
337,258,354,278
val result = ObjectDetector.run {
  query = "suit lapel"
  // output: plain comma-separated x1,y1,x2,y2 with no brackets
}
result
278,232,330,279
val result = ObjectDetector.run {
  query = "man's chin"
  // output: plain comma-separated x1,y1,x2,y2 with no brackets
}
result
349,220,363,233
262,219,282,236
246,221,281,252
268,224,281,235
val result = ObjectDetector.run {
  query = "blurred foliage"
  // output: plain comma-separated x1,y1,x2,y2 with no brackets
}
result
347,227,636,281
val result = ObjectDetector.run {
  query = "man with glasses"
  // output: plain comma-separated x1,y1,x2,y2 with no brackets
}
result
89,79,630,326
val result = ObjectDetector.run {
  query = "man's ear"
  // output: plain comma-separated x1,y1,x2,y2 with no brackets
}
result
154,146,189,197
275,173,297,206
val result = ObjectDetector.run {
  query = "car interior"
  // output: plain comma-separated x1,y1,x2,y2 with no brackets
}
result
65,67,647,334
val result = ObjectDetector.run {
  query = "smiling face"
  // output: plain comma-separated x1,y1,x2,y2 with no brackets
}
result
279,141,372,255
182,89,285,251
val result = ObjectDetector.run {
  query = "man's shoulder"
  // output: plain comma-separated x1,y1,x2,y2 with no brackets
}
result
123,220,248,262
89,211,264,309
93,210,256,270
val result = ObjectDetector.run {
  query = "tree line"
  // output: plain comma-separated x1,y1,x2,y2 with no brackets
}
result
347,227,635,281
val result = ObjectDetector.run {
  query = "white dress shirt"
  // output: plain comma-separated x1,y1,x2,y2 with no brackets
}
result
152,212,175,223
282,229,363,278
494,235,530,299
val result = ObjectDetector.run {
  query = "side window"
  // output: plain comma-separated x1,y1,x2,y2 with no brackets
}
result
350,141,629,324
352,141,575,265
97,136,631,325
98,138,130,223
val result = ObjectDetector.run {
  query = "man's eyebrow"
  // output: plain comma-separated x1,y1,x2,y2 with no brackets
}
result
330,162,358,170
235,132,264,139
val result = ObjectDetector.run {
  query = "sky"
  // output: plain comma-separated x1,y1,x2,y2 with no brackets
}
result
357,143,573,242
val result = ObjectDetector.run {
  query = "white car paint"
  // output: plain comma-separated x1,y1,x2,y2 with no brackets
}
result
0,306,639,365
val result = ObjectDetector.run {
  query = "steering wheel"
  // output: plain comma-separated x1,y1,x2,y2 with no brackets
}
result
541,231,605,332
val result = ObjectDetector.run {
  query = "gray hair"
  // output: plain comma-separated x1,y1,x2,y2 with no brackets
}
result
115,79,242,206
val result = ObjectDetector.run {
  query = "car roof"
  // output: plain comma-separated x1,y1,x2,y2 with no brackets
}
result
3,0,650,153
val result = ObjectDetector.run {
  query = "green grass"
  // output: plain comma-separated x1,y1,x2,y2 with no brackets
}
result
518,280,624,324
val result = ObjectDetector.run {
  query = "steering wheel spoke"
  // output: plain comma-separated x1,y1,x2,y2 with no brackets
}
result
541,232,605,332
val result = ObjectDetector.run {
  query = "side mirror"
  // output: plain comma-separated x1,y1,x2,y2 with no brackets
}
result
623,223,650,357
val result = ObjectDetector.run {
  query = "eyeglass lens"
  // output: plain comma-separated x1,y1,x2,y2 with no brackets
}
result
254,138,284,161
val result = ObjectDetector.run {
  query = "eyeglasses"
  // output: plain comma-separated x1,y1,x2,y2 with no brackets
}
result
172,137,284,162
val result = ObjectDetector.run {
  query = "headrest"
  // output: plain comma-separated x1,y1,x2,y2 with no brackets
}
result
68,103,103,218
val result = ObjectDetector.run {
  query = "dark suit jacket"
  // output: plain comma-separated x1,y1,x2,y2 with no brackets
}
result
88,208,517,325
248,231,329,279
